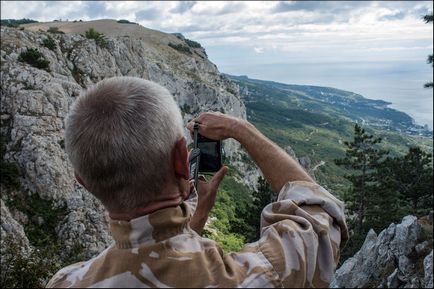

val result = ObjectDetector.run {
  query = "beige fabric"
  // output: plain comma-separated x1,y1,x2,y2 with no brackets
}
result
47,181,347,288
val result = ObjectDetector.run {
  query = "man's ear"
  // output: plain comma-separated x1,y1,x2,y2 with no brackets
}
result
173,137,189,180
74,172,88,189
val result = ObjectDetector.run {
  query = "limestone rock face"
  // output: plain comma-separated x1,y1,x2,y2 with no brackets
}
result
424,250,433,289
1,199,30,251
0,20,249,259
330,215,433,288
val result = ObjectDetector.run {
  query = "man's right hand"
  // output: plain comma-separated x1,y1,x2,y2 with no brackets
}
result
187,111,314,192
186,111,243,140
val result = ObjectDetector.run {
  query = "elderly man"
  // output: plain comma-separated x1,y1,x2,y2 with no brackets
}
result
47,76,347,288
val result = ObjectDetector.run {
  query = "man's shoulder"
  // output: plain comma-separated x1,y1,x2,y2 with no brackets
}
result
46,245,113,288
46,232,278,288
46,261,89,288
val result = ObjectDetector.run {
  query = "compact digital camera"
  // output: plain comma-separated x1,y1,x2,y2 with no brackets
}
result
189,123,223,185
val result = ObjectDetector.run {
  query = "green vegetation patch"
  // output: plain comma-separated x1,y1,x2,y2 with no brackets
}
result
1,236,58,288
2,193,88,287
3,192,87,286
0,135,20,190
5,193,67,248
117,19,137,24
204,164,271,252
47,26,64,34
184,38,202,48
181,103,192,114
0,18,38,28
168,42,192,55
84,28,108,48
0,133,86,287
18,48,50,71
42,36,56,51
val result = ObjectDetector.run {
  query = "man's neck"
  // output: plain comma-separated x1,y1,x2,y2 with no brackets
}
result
109,177,191,221
109,194,184,221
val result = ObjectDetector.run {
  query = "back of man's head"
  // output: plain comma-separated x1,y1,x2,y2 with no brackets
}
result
65,77,184,211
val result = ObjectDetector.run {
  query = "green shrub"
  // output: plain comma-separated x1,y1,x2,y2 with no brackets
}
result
0,162,20,190
1,22,19,28
181,104,192,114
0,135,21,190
0,236,58,288
1,192,87,287
168,42,192,55
58,139,65,149
1,18,38,26
185,38,201,48
84,28,108,48
42,36,56,50
117,19,137,24
18,48,50,71
6,193,67,248
47,26,64,34
225,86,237,95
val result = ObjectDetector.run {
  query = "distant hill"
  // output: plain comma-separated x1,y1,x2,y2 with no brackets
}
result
227,74,433,193
0,18,38,27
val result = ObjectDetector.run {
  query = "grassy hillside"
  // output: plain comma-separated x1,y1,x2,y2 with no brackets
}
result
227,75,433,196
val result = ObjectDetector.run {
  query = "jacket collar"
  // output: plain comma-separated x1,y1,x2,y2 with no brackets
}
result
109,188,198,249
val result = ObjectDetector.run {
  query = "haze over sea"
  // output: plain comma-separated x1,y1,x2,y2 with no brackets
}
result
2,1,433,128
213,58,434,129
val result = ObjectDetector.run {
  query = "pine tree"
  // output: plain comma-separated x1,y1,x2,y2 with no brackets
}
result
245,176,277,240
372,156,405,229
424,12,433,88
382,147,433,214
335,124,387,235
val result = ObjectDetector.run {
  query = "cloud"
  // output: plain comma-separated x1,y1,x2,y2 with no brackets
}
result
1,1,432,61
272,1,327,13
191,2,246,16
272,1,368,14
170,1,196,14
379,11,406,21
0,1,87,21
86,2,109,18
135,8,160,21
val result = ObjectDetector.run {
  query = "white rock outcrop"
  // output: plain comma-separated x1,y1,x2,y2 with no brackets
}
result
1,21,250,259
331,215,433,288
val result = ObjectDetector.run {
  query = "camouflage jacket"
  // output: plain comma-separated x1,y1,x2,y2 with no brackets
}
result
47,181,348,288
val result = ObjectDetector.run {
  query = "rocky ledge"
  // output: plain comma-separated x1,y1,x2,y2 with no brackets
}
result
331,214,433,288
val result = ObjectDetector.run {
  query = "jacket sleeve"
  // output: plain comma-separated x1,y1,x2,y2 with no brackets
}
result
257,181,348,288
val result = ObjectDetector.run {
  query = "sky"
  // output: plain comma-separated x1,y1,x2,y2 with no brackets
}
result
1,1,433,128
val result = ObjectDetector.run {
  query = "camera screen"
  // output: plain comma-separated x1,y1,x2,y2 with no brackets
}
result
198,141,221,172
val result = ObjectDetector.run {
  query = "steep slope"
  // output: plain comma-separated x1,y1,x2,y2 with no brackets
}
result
0,20,249,264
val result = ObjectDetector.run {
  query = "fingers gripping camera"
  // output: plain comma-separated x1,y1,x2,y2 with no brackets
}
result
189,123,223,188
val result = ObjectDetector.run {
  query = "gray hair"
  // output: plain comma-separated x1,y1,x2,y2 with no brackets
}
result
65,77,184,211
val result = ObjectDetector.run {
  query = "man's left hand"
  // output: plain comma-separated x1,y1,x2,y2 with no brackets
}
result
190,166,228,234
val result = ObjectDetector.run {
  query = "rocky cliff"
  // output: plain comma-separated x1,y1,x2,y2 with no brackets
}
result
331,214,433,288
0,19,251,263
